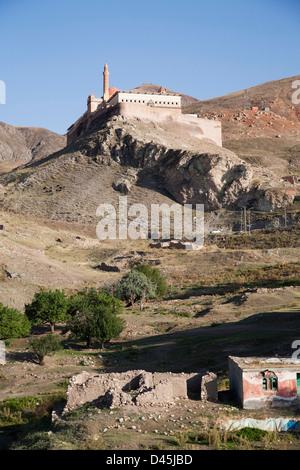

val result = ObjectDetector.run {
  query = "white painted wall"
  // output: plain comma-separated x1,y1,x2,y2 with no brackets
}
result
108,91,181,108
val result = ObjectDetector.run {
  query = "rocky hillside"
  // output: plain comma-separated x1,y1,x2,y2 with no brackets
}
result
0,113,297,223
183,75,300,175
0,121,66,168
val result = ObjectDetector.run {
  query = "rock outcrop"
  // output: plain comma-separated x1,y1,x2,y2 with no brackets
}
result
156,151,253,210
238,182,298,212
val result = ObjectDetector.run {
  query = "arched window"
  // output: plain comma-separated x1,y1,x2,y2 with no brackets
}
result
262,372,278,391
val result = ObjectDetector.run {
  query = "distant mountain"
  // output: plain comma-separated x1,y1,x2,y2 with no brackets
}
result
183,75,300,120
130,83,199,107
0,121,66,171
183,75,300,175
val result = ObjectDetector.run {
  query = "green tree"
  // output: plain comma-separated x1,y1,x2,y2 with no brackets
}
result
65,289,124,348
25,289,69,333
134,264,167,297
30,333,62,365
67,288,123,317
0,303,31,340
114,270,157,310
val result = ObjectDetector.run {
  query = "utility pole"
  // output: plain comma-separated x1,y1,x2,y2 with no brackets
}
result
244,206,247,233
284,205,287,227
244,89,249,110
240,208,243,232
248,209,251,233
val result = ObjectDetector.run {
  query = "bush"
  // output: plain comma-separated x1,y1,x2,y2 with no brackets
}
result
114,270,157,310
134,264,167,297
30,333,62,365
25,289,69,333
0,303,31,340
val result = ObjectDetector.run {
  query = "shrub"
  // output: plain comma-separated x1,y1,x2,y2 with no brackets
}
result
25,289,69,333
134,264,167,297
30,333,62,365
0,303,31,340
114,270,157,310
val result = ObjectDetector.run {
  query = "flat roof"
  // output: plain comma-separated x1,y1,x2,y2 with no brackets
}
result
229,356,300,370
106,89,181,104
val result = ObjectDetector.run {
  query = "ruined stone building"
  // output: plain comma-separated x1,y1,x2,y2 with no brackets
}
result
58,369,218,415
66,63,222,147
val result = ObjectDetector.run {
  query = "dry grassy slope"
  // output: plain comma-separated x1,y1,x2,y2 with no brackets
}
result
0,208,299,313
0,120,66,165
184,75,300,118
183,75,300,175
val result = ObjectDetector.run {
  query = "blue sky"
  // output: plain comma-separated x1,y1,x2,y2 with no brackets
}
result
0,0,299,134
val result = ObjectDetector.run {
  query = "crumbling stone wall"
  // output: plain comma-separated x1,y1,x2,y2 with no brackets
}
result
62,369,218,414
200,372,219,402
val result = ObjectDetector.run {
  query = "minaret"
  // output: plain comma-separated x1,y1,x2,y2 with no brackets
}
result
103,63,109,102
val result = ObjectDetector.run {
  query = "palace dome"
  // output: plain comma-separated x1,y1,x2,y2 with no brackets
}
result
109,86,119,97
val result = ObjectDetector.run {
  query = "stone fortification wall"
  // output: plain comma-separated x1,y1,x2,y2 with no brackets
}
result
116,103,222,147
67,102,222,147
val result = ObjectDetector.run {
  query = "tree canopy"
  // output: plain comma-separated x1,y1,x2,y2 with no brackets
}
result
25,289,69,333
0,303,31,340
65,289,124,348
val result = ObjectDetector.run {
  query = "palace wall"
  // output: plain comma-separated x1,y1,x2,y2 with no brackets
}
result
67,102,222,147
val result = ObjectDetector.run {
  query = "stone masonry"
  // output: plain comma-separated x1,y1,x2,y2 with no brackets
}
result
61,369,218,414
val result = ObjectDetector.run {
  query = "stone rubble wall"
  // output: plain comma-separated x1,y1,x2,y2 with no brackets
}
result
62,369,218,414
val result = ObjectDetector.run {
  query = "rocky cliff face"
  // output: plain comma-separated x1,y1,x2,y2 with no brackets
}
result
156,151,253,210
67,115,256,211
0,115,297,222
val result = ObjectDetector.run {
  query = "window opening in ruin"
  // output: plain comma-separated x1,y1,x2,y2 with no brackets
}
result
262,377,278,391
